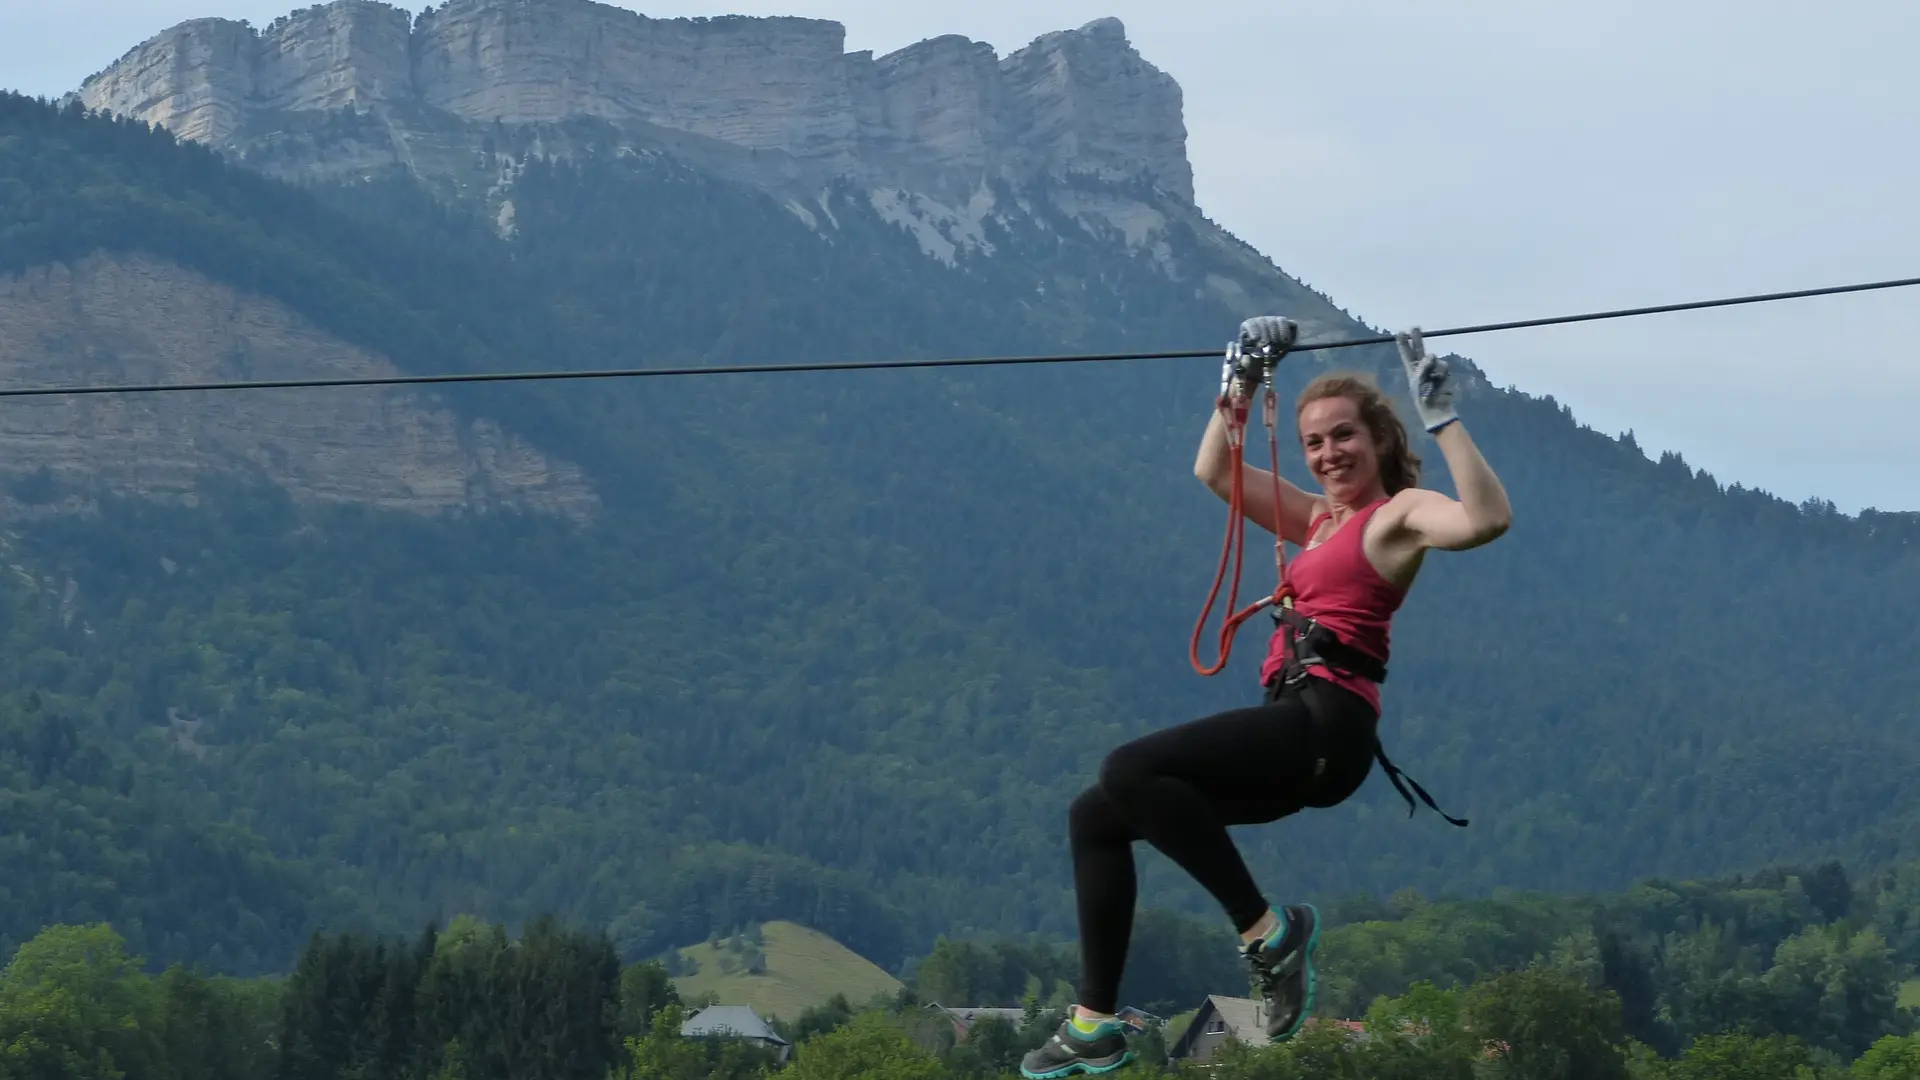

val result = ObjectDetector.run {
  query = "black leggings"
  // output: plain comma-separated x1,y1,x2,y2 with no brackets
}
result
1067,677,1380,1015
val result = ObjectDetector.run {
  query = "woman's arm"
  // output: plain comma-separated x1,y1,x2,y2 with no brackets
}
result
1396,422,1512,551
1390,328,1512,552
1194,403,1321,547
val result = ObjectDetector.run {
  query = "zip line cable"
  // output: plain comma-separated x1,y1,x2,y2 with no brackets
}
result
3,272,1917,400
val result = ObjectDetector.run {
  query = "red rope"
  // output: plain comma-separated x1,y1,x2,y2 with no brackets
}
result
1264,387,1293,611
1189,387,1291,677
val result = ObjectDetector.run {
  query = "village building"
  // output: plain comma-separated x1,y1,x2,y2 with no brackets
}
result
681,1005,793,1065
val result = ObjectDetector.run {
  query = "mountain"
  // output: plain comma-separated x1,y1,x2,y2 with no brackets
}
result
74,0,1192,199
1,0,1918,977
66,0,1317,340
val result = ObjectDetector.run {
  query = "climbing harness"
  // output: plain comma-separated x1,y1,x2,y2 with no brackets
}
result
1189,332,1468,828
1268,574,1471,828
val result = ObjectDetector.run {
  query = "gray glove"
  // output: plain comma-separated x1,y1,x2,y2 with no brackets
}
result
1396,327,1459,432
1221,316,1297,398
1239,316,1298,357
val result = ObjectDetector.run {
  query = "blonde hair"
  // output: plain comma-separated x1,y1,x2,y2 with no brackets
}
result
1295,372,1422,494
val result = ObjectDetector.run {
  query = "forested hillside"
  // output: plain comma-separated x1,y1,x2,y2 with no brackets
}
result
3,92,1920,980
5,859,1917,1078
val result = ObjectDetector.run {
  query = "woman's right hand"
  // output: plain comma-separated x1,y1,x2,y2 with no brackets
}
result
1240,316,1299,355
1198,320,1319,547
1221,316,1298,399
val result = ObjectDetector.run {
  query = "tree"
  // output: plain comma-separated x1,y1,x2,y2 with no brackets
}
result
1599,925,1675,1056
777,994,856,1047
781,1012,947,1080
621,1004,712,1080
1658,921,1782,1048
156,964,281,1080
1851,1032,1920,1080
1356,981,1478,1080
1765,925,1903,1060
1116,909,1244,1019
1464,966,1631,1080
618,960,683,1038
1867,866,1920,970
0,924,162,1080
1661,1032,1820,1080
1804,862,1852,924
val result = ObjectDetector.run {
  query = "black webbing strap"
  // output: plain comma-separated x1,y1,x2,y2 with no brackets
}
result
1374,744,1469,827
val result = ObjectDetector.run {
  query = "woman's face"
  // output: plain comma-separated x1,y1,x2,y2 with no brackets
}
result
1298,394,1381,502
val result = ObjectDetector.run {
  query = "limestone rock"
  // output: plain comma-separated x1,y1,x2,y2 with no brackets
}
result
0,255,598,521
258,1,414,114
999,17,1193,203
865,35,1005,179
81,17,260,145
415,2,861,165
77,0,1193,200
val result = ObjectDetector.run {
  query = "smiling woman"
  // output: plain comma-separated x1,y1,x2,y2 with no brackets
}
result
1018,318,1512,1080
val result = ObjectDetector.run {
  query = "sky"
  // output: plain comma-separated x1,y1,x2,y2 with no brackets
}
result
5,0,1920,513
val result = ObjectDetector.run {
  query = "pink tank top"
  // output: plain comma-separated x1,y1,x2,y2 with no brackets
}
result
1259,498,1405,713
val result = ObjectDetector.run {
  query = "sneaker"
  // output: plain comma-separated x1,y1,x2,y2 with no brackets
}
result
1243,904,1321,1040
1019,1013,1136,1079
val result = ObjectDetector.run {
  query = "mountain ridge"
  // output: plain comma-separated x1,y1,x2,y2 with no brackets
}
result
75,0,1192,203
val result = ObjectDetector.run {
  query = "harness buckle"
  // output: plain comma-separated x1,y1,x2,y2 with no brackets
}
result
1273,605,1384,686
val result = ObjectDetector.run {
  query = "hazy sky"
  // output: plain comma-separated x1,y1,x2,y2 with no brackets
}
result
6,1,1919,513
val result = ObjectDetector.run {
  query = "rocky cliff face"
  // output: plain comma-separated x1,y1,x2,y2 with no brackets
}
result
82,18,262,148
0,256,597,520
258,1,415,116
77,0,1193,202
415,4,866,166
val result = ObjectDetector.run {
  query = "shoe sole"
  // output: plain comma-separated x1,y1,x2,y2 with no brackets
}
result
1020,1050,1136,1079
1270,903,1321,1042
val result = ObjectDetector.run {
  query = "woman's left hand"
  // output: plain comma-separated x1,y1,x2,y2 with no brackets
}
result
1395,328,1459,433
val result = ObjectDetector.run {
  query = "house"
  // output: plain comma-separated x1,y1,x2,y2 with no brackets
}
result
925,1004,1029,1042
1166,995,1268,1064
1317,1018,1369,1041
681,1005,793,1065
1167,999,1379,1064
926,1004,1163,1043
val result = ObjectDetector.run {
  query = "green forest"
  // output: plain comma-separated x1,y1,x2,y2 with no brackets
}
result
4,86,1920,1075
5,859,1918,1078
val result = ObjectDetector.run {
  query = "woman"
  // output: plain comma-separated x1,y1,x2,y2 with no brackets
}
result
1020,318,1512,1079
